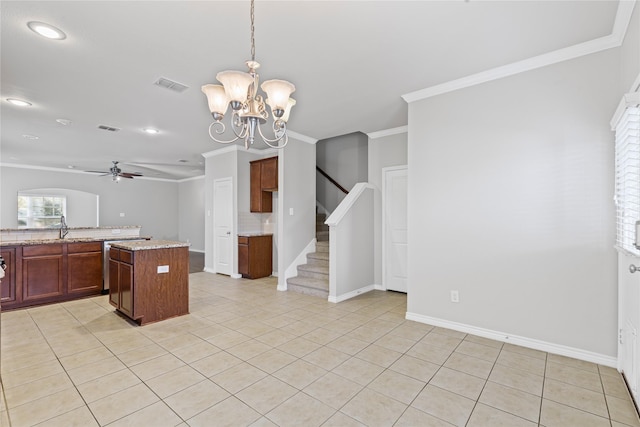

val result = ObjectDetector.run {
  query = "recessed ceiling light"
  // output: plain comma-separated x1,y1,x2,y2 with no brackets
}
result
67,165,75,169
27,21,66,40
7,98,32,107
56,119,72,126
143,128,160,134
22,134,39,140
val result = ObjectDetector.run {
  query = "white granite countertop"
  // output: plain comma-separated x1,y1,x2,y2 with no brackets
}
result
237,232,273,237
110,239,190,251
0,236,151,247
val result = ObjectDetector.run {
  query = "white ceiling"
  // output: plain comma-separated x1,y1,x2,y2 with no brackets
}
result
1,1,620,180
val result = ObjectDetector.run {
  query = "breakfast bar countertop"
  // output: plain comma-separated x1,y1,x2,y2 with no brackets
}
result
109,239,190,251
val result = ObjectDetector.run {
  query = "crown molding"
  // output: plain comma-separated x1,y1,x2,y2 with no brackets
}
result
0,162,182,182
367,126,408,140
287,130,318,145
403,1,637,103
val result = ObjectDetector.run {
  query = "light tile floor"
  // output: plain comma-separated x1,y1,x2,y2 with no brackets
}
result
1,272,639,426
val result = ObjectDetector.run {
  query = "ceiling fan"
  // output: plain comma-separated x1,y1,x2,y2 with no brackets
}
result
85,161,143,181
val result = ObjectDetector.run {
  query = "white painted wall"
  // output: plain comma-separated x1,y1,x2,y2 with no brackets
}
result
368,131,408,286
316,132,368,212
1,165,179,240
407,49,620,359
178,176,205,251
279,138,316,289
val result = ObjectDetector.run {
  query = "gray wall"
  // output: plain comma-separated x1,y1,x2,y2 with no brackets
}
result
316,132,368,213
1,166,180,241
407,48,621,358
368,132,408,286
279,138,316,287
178,176,205,251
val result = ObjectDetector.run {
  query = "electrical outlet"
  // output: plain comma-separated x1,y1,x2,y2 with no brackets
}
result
450,290,459,303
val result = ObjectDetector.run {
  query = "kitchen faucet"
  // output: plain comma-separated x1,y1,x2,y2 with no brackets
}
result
60,215,69,239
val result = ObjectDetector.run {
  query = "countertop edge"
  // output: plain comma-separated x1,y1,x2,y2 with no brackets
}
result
1,236,151,247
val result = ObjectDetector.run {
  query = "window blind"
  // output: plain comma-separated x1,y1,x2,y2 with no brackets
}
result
615,106,640,255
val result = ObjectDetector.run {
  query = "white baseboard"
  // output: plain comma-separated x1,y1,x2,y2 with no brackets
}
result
329,285,376,303
188,248,205,253
203,267,216,274
272,271,278,277
405,312,617,368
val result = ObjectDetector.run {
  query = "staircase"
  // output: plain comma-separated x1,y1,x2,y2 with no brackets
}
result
286,213,330,298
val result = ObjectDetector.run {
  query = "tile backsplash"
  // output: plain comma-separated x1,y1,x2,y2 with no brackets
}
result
238,212,276,234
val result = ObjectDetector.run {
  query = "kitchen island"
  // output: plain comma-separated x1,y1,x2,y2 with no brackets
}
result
109,240,189,325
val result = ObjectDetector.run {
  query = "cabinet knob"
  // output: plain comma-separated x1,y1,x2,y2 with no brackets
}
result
630,264,640,274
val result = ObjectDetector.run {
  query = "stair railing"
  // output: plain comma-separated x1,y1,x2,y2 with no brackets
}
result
316,166,349,195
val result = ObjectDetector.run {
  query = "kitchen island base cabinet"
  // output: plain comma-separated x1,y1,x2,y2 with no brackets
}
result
109,243,189,325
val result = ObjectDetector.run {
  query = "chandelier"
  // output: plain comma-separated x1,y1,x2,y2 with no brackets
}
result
201,0,296,150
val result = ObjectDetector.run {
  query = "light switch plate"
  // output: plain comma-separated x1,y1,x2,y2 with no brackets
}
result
157,265,169,273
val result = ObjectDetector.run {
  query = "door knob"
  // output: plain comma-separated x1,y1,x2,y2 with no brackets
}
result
226,231,231,235
630,264,640,273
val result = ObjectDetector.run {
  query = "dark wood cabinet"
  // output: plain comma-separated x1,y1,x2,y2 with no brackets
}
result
1,241,104,311
109,244,189,325
238,235,272,279
109,248,135,319
1,247,17,304
250,156,278,212
68,242,103,296
260,156,278,190
22,244,64,302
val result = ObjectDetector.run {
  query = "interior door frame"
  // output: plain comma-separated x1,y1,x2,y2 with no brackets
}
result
213,177,235,276
382,165,408,292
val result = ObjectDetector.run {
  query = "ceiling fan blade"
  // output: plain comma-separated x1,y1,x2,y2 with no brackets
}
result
119,172,142,178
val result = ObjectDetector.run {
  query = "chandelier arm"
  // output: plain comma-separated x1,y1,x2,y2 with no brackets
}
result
257,123,289,149
208,122,240,144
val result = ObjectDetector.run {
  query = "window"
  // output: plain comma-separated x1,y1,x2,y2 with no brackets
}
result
17,195,66,228
615,105,640,255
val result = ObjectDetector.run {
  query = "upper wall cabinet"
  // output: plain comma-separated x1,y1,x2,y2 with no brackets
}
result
250,156,278,212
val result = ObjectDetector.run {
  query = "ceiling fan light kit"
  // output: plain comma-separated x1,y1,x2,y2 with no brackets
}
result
201,0,296,150
86,161,143,183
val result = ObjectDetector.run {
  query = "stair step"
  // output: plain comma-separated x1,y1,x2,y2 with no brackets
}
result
287,276,329,298
297,263,328,280
308,251,329,262
315,241,329,252
316,231,329,242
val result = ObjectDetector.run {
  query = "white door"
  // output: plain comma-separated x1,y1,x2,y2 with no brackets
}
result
619,252,640,404
213,178,233,275
383,166,408,293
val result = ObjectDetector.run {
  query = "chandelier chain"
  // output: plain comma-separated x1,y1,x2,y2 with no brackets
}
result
250,0,255,61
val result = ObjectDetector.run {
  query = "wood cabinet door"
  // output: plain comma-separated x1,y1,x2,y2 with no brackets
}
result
22,256,64,301
119,262,134,318
261,157,278,190
238,243,249,275
68,251,102,294
250,161,263,212
0,248,16,303
108,259,119,307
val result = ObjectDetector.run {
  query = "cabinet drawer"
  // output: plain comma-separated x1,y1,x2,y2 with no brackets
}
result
23,244,63,257
120,250,133,264
238,236,249,245
68,242,102,254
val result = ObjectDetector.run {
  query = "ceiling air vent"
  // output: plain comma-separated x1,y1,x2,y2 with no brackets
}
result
98,125,120,132
154,77,189,93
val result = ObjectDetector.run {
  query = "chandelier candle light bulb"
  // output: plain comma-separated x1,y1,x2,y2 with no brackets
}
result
201,0,295,150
